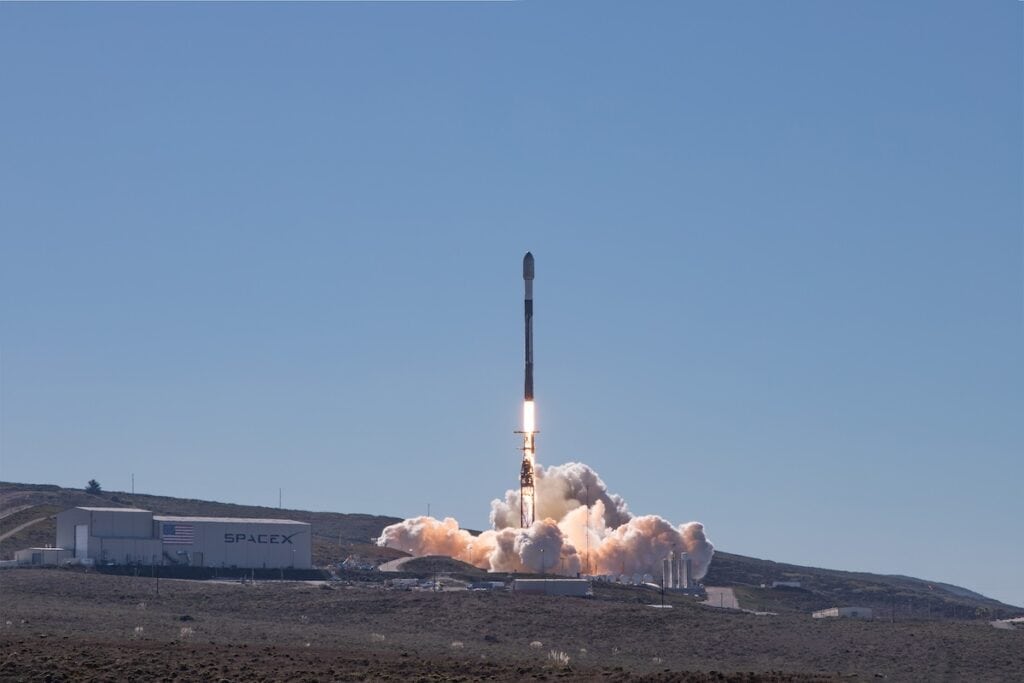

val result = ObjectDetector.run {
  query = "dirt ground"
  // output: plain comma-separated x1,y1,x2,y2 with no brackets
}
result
1,569,1021,682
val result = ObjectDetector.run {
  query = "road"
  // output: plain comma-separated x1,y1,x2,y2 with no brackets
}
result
0,516,50,543
0,505,33,522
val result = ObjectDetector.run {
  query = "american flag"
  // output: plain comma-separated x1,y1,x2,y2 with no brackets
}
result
161,523,194,545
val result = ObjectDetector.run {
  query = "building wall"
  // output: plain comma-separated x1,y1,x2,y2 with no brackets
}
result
54,507,313,569
513,579,591,596
155,518,312,569
56,508,154,550
813,607,874,619
90,537,164,565
55,508,90,549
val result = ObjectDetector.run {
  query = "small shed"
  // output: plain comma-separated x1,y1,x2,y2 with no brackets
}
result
14,548,73,566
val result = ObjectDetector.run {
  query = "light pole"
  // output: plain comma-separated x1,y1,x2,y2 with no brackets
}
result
540,548,550,593
672,542,677,590
584,483,590,575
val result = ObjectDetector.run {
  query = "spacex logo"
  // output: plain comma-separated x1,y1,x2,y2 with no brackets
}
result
224,532,300,545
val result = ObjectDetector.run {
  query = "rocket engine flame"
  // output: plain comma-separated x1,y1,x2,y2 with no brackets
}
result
522,400,535,434
519,399,537,527
377,461,714,579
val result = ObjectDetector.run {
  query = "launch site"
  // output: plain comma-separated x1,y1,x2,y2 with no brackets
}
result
1,1,1021,682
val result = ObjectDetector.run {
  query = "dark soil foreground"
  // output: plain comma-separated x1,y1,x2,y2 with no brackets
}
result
1,569,1021,682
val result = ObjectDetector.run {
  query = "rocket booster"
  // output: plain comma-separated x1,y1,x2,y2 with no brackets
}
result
523,252,534,401
519,251,537,529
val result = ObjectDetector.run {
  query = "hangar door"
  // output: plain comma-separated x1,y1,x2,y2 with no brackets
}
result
75,524,89,559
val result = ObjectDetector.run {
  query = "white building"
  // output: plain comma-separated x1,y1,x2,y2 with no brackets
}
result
812,606,873,619
13,547,74,566
53,506,312,569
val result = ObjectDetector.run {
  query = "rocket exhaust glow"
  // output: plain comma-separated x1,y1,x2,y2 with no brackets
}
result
519,252,537,528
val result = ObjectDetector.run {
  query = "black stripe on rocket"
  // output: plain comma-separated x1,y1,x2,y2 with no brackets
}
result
523,251,535,401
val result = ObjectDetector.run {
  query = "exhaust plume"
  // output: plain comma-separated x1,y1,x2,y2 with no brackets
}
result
377,461,714,579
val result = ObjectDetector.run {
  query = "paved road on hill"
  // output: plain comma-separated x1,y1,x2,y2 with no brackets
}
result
703,586,740,610
990,618,1022,630
0,516,50,543
0,505,34,522
377,557,415,572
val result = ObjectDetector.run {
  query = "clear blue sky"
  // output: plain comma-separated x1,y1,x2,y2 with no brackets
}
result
1,1,1020,606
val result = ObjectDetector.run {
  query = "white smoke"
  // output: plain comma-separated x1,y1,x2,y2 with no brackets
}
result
489,462,631,530
377,462,713,579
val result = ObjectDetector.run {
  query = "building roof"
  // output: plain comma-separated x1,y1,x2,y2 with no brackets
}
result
153,515,308,525
65,506,307,525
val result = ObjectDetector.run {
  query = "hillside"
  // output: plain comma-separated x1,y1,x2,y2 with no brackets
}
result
0,481,405,568
703,551,1020,619
6,568,1023,681
2,481,1019,619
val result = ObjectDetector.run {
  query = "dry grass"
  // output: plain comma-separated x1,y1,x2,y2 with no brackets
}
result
548,649,571,667
1,568,1022,682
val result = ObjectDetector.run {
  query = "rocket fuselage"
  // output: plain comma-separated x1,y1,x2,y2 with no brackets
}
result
523,252,534,401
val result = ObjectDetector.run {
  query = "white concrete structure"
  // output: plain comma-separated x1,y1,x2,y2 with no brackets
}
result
54,507,311,569
812,606,874,619
703,586,741,610
13,547,73,566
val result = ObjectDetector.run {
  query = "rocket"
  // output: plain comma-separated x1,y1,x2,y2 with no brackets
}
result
523,252,534,401
520,252,537,528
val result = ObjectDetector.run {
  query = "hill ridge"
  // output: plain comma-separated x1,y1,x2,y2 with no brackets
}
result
2,480,1019,618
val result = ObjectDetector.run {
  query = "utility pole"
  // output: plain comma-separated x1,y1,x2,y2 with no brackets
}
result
279,488,282,509
131,473,134,495
585,483,590,575
540,547,546,590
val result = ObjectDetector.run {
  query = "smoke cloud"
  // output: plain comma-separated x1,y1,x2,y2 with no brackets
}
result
377,462,713,579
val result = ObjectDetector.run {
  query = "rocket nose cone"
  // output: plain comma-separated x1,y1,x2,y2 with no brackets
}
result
523,252,535,280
